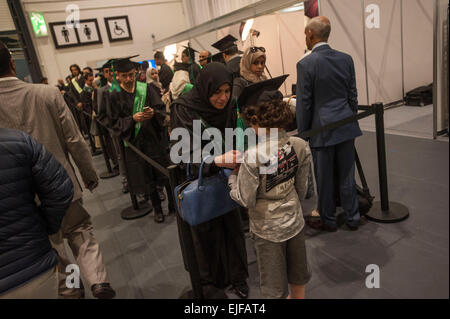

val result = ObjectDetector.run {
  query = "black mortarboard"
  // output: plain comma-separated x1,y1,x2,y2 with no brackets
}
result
199,51,224,64
113,55,140,72
212,34,238,52
237,74,289,108
181,45,198,60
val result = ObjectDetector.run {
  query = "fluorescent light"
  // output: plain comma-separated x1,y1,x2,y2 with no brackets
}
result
242,19,254,41
164,44,177,62
278,2,304,13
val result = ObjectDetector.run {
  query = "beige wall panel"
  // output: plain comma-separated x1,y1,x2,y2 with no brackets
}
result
321,0,368,105
365,0,403,104
403,0,433,93
278,10,307,96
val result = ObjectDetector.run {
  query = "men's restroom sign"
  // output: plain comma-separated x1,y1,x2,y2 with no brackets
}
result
366,4,381,29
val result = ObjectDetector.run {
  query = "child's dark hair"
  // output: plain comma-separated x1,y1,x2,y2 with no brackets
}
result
243,99,295,130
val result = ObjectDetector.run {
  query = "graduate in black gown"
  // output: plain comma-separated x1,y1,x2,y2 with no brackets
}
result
170,62,249,298
212,35,242,80
109,56,175,223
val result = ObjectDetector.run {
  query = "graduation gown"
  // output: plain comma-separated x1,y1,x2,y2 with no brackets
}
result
110,83,170,195
159,63,174,92
171,100,248,289
226,56,241,80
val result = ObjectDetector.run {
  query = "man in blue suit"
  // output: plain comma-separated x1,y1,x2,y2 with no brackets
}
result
296,16,362,231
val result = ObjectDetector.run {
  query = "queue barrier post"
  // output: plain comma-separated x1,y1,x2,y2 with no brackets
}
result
365,103,410,223
118,137,153,220
98,124,119,179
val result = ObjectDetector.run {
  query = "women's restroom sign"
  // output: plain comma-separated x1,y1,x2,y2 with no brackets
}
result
366,4,381,29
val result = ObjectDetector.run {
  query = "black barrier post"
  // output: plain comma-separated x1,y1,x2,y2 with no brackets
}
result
98,125,119,179
118,138,152,220
365,103,410,223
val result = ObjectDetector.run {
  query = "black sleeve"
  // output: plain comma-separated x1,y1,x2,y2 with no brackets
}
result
26,133,74,235
110,91,135,140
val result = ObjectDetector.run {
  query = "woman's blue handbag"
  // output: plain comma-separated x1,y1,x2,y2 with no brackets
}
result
174,157,239,226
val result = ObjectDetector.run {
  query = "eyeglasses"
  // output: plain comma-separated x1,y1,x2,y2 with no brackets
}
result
249,46,266,53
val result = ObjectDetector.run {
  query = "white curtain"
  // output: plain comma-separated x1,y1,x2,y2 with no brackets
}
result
183,0,260,27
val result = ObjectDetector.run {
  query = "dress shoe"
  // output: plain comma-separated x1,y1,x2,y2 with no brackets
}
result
345,223,359,231
306,219,337,232
91,283,116,299
322,223,337,232
154,207,165,223
232,282,249,299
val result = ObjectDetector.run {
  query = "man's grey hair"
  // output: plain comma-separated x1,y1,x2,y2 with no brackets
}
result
306,17,331,40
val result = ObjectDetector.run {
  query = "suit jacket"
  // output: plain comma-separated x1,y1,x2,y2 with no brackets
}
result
0,78,98,201
296,44,362,148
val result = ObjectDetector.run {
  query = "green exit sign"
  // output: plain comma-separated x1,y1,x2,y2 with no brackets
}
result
30,12,48,37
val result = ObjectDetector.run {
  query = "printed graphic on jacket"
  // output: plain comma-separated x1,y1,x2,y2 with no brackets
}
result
265,143,299,193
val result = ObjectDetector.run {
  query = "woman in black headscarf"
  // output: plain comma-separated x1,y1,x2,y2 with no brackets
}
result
170,62,249,299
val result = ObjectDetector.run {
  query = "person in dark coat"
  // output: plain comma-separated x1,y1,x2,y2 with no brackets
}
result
296,16,362,232
109,56,175,223
154,51,173,92
0,128,74,298
170,62,249,299
212,35,242,79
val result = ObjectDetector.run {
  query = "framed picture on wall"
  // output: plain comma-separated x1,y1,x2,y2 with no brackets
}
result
77,19,102,46
104,16,132,42
49,21,80,49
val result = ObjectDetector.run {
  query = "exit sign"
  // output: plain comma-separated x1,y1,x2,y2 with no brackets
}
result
30,12,48,37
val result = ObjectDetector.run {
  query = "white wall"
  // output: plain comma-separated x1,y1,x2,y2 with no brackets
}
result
21,0,188,85
321,0,434,106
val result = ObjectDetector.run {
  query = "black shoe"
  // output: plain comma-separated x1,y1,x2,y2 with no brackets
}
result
345,223,359,231
232,282,249,299
322,223,338,232
91,283,116,299
154,207,165,223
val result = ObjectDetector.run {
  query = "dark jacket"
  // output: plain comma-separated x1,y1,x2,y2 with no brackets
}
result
159,63,174,92
226,55,241,80
0,128,73,294
296,44,362,148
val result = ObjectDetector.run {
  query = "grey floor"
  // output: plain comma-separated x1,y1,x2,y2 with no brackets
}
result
70,116,449,299
359,104,435,140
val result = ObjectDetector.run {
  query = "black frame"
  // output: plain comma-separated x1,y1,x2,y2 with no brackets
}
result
77,18,102,46
104,15,132,42
49,21,80,49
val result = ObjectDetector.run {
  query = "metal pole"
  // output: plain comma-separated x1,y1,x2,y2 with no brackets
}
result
362,0,370,105
365,103,410,223
374,103,389,211
433,0,438,139
400,0,405,100
276,12,287,95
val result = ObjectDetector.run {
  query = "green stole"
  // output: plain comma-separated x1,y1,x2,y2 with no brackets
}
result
124,81,147,147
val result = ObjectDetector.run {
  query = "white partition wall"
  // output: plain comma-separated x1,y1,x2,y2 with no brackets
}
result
321,0,434,106
321,0,368,105
365,0,403,105
403,0,434,93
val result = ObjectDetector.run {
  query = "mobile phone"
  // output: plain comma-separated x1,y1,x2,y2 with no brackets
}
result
143,106,151,111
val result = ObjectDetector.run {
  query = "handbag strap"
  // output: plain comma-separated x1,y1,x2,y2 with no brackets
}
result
198,155,215,188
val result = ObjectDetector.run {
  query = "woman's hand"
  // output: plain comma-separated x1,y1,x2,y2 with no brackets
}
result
214,150,242,169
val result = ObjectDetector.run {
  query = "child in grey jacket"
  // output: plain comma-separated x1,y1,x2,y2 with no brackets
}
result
228,98,314,299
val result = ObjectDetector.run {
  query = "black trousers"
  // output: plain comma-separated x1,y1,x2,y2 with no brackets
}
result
311,139,360,227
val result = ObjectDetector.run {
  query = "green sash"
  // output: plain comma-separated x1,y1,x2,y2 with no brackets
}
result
235,98,246,152
181,83,193,96
124,81,147,147
71,77,83,94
